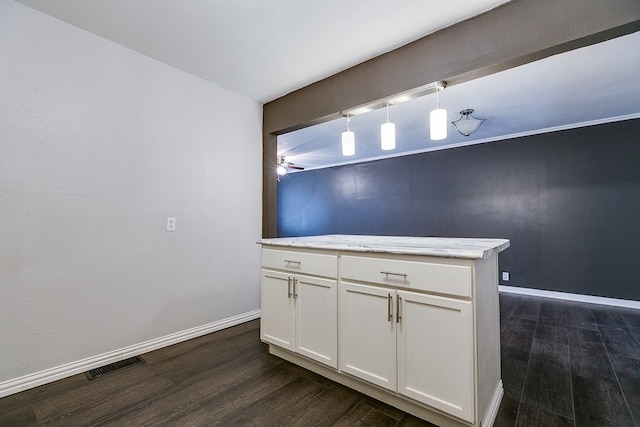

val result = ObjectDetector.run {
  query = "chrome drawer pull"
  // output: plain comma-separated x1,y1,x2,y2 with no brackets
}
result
380,271,408,279
284,259,301,265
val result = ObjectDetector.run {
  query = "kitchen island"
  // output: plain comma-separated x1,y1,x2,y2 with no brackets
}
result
258,235,510,427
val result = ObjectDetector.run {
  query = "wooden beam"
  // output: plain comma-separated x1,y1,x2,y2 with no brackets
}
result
262,132,278,238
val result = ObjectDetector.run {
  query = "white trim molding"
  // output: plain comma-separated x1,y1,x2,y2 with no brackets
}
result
482,381,504,427
0,309,261,399
499,286,640,310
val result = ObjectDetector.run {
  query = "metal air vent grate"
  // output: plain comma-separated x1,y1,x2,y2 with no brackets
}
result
85,356,145,380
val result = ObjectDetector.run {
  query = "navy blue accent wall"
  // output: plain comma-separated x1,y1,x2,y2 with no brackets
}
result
277,119,640,301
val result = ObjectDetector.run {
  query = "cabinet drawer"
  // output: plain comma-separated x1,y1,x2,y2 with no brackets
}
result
262,248,338,278
340,255,472,297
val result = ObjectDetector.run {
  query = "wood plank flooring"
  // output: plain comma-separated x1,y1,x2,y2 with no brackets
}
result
497,293,640,426
1,293,639,426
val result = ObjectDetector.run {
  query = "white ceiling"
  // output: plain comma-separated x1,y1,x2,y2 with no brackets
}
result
15,0,640,172
16,0,510,103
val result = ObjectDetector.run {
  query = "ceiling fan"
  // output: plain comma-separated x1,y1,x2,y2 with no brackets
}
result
276,155,304,178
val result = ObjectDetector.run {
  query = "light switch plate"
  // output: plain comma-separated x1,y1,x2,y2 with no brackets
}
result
502,271,509,281
166,217,176,231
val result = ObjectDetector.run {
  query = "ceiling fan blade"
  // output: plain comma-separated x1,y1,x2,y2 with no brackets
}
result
287,165,305,170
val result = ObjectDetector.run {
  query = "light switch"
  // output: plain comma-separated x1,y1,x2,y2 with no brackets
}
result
166,217,176,231
502,271,509,281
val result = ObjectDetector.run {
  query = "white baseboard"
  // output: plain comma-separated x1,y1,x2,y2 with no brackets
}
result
0,309,261,399
499,285,640,310
482,381,503,427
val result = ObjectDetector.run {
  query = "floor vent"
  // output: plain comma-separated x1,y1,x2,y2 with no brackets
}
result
85,356,145,380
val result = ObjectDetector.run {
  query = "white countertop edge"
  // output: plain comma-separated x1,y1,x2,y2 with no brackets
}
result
257,235,510,260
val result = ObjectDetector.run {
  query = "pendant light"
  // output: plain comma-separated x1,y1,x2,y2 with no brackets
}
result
342,115,355,156
381,103,396,150
451,109,486,136
430,82,447,141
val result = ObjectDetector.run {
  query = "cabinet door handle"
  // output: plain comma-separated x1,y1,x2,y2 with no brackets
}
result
397,295,402,323
387,293,393,322
293,277,298,299
285,259,301,266
380,271,408,280
287,277,292,298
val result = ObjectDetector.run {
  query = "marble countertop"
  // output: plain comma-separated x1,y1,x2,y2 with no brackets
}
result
258,235,510,260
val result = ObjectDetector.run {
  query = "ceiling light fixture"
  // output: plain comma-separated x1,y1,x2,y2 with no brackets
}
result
451,109,486,136
381,103,396,150
276,155,305,181
430,81,447,141
342,115,355,156
342,80,448,117
337,80,447,152
276,155,287,182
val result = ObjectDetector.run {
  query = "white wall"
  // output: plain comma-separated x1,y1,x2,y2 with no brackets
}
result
0,1,262,387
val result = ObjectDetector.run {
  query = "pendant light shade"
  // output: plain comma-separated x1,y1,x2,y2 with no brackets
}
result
430,108,447,140
342,115,355,156
336,81,450,152
342,131,355,156
381,104,396,150
429,81,447,141
381,123,396,150
451,109,486,136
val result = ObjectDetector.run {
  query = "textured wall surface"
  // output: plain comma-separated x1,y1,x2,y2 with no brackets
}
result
0,2,262,383
278,119,640,301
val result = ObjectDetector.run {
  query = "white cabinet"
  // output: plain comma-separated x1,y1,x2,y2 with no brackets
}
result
339,282,397,390
397,290,474,422
261,270,294,350
260,236,508,427
339,283,474,422
260,250,338,369
294,274,337,367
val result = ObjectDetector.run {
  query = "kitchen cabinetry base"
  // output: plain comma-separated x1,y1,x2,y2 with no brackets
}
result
268,345,503,427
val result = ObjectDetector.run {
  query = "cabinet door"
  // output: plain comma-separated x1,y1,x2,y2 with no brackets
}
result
397,290,474,423
339,282,396,391
294,275,338,368
260,270,294,351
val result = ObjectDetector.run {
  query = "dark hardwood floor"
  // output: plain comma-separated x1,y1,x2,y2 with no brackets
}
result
498,293,640,427
1,293,639,426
